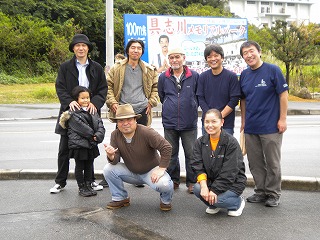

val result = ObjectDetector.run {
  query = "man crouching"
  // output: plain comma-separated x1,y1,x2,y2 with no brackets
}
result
103,104,174,211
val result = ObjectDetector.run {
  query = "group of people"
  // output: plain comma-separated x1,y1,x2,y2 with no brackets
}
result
50,33,288,217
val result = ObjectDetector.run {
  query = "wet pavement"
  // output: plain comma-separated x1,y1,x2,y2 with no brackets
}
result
1,179,320,240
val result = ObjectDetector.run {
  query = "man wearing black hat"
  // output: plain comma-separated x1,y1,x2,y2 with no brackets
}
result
50,34,108,194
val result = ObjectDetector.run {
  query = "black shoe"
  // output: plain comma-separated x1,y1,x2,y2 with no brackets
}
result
99,179,109,188
134,184,145,188
78,184,94,197
246,194,267,203
265,195,280,207
85,182,97,196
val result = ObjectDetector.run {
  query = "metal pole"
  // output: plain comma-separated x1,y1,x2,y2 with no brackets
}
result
105,0,114,74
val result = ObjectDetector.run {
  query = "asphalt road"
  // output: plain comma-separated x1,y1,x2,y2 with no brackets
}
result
0,103,320,239
0,116,319,178
1,180,320,240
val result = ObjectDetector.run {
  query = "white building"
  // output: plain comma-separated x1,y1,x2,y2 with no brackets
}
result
228,0,316,27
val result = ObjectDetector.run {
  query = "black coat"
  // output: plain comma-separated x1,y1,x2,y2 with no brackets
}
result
67,109,105,149
191,129,247,195
55,55,107,135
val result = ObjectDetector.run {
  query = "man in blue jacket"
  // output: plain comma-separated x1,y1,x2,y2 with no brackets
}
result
158,48,199,193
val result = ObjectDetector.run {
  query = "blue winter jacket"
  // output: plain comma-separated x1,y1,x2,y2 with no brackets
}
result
158,66,199,130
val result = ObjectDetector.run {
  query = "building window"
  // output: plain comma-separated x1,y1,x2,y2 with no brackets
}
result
275,2,282,6
247,1,256,4
261,2,270,5
287,3,295,6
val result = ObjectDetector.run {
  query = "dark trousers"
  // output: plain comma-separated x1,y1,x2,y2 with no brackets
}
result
164,128,197,186
75,158,94,186
137,108,148,126
55,135,69,187
55,135,95,187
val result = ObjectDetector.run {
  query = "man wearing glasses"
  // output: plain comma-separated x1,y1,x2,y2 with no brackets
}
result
158,48,199,194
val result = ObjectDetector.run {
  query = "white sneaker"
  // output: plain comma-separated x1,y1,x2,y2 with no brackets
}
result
50,184,64,193
91,182,103,191
228,197,245,217
206,207,221,215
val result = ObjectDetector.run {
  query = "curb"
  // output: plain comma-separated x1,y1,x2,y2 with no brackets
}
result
1,169,319,192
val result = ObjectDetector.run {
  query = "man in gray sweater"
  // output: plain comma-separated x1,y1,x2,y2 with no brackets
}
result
103,104,174,211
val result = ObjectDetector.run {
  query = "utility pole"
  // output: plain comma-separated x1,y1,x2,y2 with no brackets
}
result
105,0,114,74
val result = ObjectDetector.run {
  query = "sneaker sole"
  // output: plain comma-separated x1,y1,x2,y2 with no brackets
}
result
265,202,279,207
160,207,172,211
106,202,130,210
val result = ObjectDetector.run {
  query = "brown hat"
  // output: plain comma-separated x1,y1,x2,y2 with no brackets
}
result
168,48,185,56
69,34,93,52
108,104,142,123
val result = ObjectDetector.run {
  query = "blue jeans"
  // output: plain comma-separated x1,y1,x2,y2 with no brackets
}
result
103,162,174,204
164,129,197,186
193,183,241,211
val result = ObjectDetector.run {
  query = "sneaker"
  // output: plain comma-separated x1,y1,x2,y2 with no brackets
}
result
99,179,109,188
50,184,64,193
91,182,103,191
86,182,97,196
160,201,172,211
228,197,245,217
106,198,130,209
246,193,267,203
206,207,221,215
265,195,280,207
79,185,95,197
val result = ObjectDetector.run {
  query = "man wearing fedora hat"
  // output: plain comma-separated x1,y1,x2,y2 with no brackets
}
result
50,33,107,194
103,104,174,211
158,47,199,194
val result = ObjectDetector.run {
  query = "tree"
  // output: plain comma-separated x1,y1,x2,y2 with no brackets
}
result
266,20,318,88
183,3,232,17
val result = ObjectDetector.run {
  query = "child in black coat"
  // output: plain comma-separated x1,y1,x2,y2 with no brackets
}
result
59,86,105,197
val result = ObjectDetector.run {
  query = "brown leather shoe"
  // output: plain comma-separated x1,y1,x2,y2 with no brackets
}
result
187,184,194,194
160,201,172,211
106,198,130,209
173,182,179,190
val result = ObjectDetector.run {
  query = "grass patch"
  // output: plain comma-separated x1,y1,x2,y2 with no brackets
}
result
0,83,59,104
0,83,319,104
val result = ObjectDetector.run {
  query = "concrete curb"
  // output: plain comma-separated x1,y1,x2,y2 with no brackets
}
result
1,169,319,192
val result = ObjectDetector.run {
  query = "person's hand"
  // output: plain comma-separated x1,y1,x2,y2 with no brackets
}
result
87,102,97,115
150,167,166,183
111,103,118,113
93,136,97,141
207,191,218,205
69,101,80,111
104,144,118,161
145,103,152,115
200,184,217,205
278,119,287,134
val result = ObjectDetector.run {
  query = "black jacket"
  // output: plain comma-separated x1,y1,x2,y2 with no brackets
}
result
65,109,105,149
55,55,107,135
191,129,246,195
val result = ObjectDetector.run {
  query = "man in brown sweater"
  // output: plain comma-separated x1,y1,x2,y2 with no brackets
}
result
103,104,174,211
